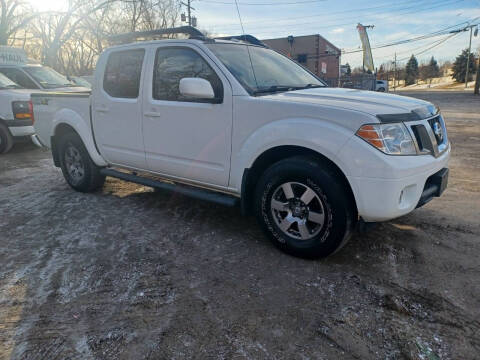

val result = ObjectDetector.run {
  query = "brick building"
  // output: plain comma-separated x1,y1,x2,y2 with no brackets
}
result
262,34,341,86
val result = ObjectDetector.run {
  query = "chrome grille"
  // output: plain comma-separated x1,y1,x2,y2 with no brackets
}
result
406,114,448,158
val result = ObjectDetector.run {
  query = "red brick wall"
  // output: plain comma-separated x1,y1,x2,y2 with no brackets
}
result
262,35,340,84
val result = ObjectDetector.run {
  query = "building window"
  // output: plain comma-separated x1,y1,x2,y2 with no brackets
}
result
297,54,307,64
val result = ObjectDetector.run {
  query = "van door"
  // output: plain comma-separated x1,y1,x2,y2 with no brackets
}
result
92,48,147,169
142,45,233,187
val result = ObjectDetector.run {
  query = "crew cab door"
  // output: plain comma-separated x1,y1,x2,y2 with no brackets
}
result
92,48,147,169
142,45,232,187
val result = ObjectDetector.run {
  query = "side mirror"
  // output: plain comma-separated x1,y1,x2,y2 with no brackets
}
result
179,77,215,100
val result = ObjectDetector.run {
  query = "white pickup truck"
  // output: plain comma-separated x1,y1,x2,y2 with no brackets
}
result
32,27,450,258
0,73,35,153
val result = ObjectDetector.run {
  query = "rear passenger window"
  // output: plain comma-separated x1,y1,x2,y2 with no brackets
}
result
153,47,223,102
103,49,145,98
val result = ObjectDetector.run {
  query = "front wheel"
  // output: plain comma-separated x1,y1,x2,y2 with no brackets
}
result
58,132,105,192
254,156,356,258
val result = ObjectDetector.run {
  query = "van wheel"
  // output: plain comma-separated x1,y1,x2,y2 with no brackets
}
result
254,156,355,258
58,132,105,192
0,124,14,154
377,87,385,92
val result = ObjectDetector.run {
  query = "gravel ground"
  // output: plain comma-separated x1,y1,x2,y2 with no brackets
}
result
0,91,479,360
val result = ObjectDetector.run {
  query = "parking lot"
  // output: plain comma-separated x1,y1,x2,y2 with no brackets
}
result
0,91,479,359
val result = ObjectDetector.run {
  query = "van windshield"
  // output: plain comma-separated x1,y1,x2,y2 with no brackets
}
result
206,43,325,95
23,66,76,89
0,72,21,89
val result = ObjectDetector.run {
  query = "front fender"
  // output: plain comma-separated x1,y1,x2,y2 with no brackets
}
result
230,118,355,191
52,109,108,167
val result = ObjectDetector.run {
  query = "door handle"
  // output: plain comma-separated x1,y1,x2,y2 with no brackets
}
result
95,106,109,113
144,112,161,118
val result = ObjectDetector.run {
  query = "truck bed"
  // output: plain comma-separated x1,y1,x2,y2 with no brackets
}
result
32,91,91,148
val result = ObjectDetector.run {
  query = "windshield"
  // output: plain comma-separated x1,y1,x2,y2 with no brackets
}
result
206,43,325,95
0,73,20,89
70,77,92,88
23,66,76,89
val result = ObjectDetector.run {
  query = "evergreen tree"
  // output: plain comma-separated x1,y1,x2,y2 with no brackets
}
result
428,56,440,79
420,57,440,84
452,49,477,83
345,63,351,76
405,55,419,85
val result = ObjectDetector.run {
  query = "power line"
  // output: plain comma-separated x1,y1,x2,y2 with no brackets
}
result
245,0,466,35
204,0,420,25
200,0,325,4
397,33,461,61
204,0,464,33
298,21,476,60
340,21,478,54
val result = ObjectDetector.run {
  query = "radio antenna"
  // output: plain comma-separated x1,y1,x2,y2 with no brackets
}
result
233,0,259,89
233,0,246,36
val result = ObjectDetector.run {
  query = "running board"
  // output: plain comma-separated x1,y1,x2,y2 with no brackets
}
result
100,168,239,207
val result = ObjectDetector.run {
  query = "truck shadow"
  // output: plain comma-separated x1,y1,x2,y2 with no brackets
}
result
100,177,387,263
9,140,40,154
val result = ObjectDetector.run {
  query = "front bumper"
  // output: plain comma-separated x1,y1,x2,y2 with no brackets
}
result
416,168,448,208
343,142,450,222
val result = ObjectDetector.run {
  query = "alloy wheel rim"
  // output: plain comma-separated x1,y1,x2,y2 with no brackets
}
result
64,144,85,184
270,182,325,240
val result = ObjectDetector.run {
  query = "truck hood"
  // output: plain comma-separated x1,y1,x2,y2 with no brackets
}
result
45,86,90,92
264,87,435,118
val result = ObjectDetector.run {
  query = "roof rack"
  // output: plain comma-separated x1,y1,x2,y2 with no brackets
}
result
109,26,206,43
215,35,267,47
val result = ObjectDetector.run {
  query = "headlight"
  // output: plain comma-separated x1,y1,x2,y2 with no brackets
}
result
356,123,416,155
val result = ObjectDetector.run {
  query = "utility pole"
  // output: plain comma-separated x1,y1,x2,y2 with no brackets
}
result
465,26,473,88
394,53,397,92
474,48,480,94
181,0,196,27
450,24,478,88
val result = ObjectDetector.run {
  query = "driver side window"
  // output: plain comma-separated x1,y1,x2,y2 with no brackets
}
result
153,47,223,103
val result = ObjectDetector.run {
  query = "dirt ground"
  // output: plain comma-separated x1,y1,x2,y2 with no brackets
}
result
0,91,479,360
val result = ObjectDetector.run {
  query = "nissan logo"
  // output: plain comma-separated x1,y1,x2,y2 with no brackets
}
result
433,122,443,142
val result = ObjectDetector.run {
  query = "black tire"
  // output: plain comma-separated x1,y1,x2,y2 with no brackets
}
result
254,156,356,259
0,124,14,154
377,87,385,92
58,131,105,192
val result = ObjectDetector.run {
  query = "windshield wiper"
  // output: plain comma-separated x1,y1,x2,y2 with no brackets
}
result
253,85,299,95
5,84,21,89
253,84,324,95
294,83,324,90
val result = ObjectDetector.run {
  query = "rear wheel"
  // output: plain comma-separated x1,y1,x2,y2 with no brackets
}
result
0,124,14,154
254,156,356,258
58,132,105,192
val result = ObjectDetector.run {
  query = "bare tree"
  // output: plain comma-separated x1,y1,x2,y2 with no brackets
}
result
0,0,35,46
30,0,114,70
